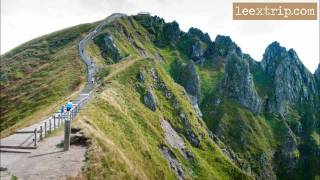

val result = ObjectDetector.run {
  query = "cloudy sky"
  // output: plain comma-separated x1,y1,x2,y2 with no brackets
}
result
1,0,319,72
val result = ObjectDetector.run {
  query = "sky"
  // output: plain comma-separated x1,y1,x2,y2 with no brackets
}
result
1,0,319,72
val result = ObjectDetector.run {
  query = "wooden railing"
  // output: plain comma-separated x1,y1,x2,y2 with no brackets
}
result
0,92,92,151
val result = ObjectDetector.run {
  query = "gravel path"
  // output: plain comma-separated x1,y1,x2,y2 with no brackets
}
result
1,133,86,180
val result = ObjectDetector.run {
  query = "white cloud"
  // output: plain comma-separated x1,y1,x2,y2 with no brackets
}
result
1,0,319,72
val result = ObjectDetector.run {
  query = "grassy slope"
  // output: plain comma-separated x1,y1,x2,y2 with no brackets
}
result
77,16,250,179
79,57,249,179
121,15,319,179
0,23,97,135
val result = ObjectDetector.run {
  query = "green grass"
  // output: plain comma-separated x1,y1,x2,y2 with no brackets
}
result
79,57,250,179
81,16,252,179
0,23,96,134
4,14,319,179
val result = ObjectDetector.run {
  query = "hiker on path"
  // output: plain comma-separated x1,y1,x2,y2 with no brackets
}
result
66,102,73,112
60,106,65,113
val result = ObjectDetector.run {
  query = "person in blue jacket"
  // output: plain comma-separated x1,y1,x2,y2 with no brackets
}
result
60,106,65,113
66,102,73,111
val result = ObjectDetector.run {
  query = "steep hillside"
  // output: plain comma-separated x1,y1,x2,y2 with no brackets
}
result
0,23,97,135
79,57,249,179
2,13,319,179
80,14,319,179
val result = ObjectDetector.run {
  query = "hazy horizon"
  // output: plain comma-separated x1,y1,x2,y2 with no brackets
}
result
1,0,319,72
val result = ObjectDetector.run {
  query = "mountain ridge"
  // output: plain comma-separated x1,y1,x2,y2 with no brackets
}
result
1,13,319,179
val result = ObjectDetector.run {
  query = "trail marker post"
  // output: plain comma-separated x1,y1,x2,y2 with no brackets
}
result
64,113,71,151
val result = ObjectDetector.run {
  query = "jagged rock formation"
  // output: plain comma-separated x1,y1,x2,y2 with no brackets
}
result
222,53,261,113
179,112,200,147
182,61,201,104
163,21,180,45
214,35,242,57
188,28,211,44
190,40,205,64
143,90,157,111
159,145,185,180
94,35,122,63
261,42,318,115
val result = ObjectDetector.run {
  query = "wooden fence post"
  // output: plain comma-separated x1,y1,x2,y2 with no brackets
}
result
49,119,52,133
53,115,56,129
34,128,37,147
57,115,59,127
40,126,43,140
64,119,71,151
44,121,47,136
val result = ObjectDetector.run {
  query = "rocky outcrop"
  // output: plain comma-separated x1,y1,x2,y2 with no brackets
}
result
222,53,261,113
143,90,157,111
261,42,318,114
161,119,185,151
214,35,242,57
95,35,122,63
190,40,205,64
161,118,194,159
187,95,203,117
188,27,211,44
159,145,185,180
163,21,180,44
275,123,299,176
179,112,200,147
186,28,211,64
180,61,201,104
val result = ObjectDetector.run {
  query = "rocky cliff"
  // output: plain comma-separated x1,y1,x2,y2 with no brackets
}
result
261,42,318,115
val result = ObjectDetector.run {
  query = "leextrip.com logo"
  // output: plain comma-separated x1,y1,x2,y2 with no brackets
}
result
233,2,318,20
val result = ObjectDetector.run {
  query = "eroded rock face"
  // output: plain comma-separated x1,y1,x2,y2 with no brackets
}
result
261,42,318,114
186,40,204,65
143,90,157,111
222,53,261,113
182,61,201,104
188,27,211,44
159,145,185,180
179,112,200,147
163,21,180,44
161,119,185,151
161,118,194,160
95,35,122,63
214,35,242,57
275,123,299,176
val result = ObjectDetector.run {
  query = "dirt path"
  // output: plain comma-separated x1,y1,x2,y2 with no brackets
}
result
1,132,86,180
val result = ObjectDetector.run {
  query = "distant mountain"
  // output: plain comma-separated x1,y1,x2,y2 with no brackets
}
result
2,13,319,179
